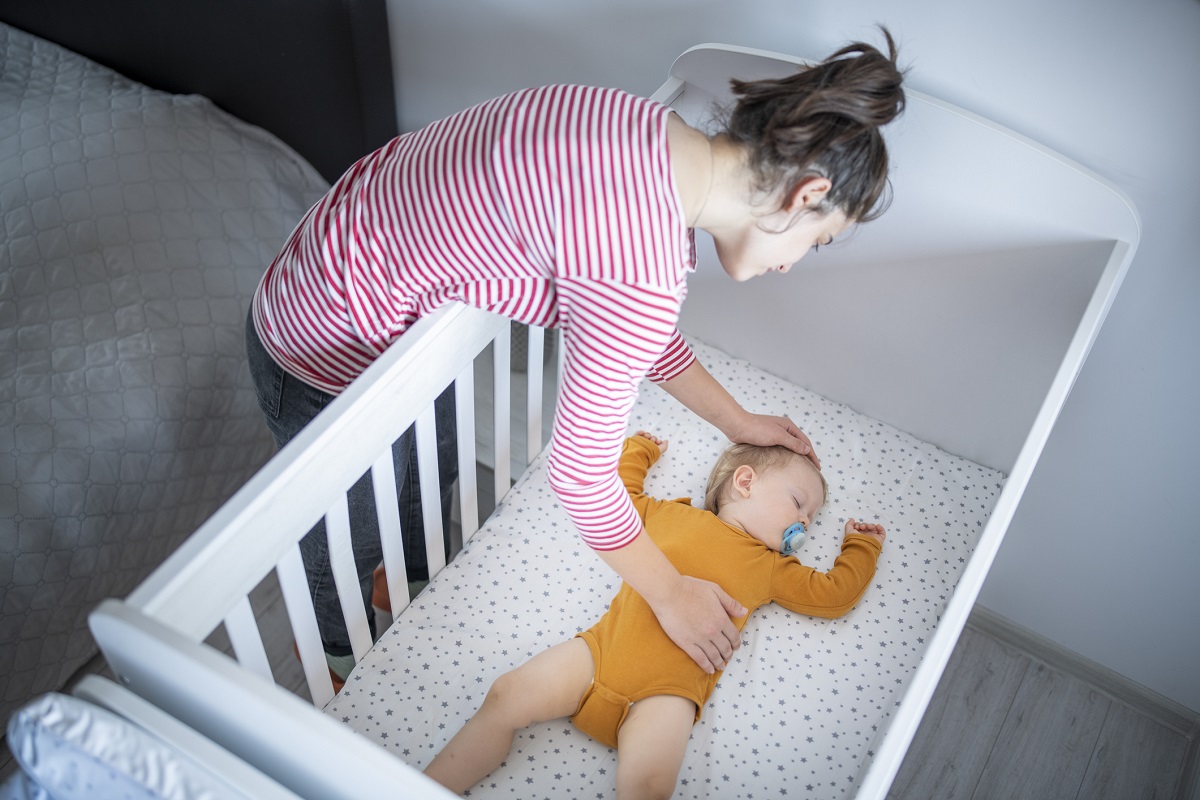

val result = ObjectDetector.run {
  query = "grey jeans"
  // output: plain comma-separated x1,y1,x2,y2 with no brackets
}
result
245,308,457,655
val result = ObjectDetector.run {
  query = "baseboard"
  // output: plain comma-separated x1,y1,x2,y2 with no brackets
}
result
968,604,1200,800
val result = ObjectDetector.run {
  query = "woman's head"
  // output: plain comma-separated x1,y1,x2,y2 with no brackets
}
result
724,28,906,227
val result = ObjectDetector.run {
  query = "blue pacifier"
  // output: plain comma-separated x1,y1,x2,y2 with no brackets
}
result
781,522,807,555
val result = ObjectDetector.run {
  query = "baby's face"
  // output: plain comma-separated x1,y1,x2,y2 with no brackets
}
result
741,457,826,552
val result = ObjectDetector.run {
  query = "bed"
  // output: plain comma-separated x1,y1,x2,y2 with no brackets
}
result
77,41,1140,800
0,0,396,733
2,14,1139,800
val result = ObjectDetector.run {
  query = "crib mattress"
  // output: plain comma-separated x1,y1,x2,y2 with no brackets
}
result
324,342,1004,798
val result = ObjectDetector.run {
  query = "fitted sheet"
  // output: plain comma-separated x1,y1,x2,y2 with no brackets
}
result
325,341,1004,798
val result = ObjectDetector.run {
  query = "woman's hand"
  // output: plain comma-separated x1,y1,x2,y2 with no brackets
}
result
650,576,747,674
658,359,820,468
726,411,820,469
594,532,746,673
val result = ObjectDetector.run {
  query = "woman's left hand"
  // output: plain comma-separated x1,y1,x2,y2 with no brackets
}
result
728,412,820,469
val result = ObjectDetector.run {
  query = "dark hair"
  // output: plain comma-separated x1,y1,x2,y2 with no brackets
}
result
724,27,906,224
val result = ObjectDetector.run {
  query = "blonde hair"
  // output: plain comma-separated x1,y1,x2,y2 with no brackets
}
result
704,443,828,514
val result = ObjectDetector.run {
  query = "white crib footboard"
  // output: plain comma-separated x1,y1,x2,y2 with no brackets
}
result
90,600,456,800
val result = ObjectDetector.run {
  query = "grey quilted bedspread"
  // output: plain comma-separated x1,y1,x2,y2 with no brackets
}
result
0,23,329,723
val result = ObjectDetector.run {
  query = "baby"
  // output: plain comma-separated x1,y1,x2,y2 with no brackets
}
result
425,431,886,798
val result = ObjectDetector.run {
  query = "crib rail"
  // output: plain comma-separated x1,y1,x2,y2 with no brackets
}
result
90,600,458,799
99,304,556,710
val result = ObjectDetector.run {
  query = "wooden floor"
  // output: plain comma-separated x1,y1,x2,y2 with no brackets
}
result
4,593,1197,798
889,616,1199,800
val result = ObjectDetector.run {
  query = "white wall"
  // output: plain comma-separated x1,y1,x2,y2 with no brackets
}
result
386,0,1200,711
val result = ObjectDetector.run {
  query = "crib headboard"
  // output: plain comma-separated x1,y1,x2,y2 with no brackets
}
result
661,45,1140,476
0,0,397,183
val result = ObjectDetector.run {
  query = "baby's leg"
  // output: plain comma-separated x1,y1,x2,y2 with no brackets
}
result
615,694,697,800
424,637,593,794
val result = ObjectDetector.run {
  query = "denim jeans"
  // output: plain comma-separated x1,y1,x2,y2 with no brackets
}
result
245,308,457,655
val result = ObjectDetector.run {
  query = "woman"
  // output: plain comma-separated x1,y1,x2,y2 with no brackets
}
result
246,31,905,681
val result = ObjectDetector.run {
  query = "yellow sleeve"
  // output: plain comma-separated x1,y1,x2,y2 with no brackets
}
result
618,436,671,521
769,534,883,618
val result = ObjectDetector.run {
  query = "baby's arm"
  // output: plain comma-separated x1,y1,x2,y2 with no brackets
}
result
633,430,668,453
771,521,886,618
619,432,670,520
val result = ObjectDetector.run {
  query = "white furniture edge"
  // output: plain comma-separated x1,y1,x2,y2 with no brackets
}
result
70,675,305,800
89,600,457,800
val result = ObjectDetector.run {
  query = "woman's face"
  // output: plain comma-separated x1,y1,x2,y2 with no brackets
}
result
716,206,851,282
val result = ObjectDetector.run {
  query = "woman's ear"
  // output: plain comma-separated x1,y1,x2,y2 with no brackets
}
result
733,465,756,498
786,176,832,212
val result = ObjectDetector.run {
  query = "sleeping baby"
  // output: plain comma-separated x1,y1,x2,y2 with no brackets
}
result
424,430,886,799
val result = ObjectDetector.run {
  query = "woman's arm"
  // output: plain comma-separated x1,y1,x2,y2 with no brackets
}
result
657,358,821,468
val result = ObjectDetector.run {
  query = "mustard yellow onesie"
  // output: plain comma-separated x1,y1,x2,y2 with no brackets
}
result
571,436,883,748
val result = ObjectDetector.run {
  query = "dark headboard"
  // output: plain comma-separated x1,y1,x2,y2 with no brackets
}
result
0,0,398,183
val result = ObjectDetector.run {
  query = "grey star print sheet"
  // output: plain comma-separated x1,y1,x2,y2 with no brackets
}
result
326,341,1004,798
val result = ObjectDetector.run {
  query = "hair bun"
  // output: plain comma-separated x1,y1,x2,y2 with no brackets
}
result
724,26,907,223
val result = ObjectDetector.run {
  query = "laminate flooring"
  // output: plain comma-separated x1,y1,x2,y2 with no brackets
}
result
888,622,1198,800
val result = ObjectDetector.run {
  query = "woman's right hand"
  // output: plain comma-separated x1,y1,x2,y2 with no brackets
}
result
593,530,746,673
651,576,747,674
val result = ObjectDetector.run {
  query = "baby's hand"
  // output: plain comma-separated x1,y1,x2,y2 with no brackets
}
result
634,430,668,453
845,519,886,546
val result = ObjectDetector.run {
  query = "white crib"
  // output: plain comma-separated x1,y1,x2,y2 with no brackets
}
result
87,45,1139,799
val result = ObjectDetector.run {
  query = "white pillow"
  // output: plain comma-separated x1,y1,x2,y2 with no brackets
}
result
6,693,251,800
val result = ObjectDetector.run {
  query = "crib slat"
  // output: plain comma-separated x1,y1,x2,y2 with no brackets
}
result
526,325,545,465
493,324,511,502
415,406,447,579
126,305,509,642
372,450,411,619
224,595,272,683
324,494,374,663
276,546,335,707
455,365,480,540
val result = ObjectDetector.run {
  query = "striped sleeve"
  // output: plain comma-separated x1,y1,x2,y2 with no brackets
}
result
645,328,696,383
546,279,683,551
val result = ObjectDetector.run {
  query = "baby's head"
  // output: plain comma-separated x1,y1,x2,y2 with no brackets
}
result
705,443,828,554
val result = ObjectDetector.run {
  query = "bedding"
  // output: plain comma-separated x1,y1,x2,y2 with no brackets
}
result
327,341,1004,798
0,22,329,723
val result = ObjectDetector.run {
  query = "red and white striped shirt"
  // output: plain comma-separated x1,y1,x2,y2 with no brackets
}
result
253,85,698,551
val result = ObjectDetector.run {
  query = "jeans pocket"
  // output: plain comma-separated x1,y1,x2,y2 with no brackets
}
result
245,312,285,420
257,361,285,420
